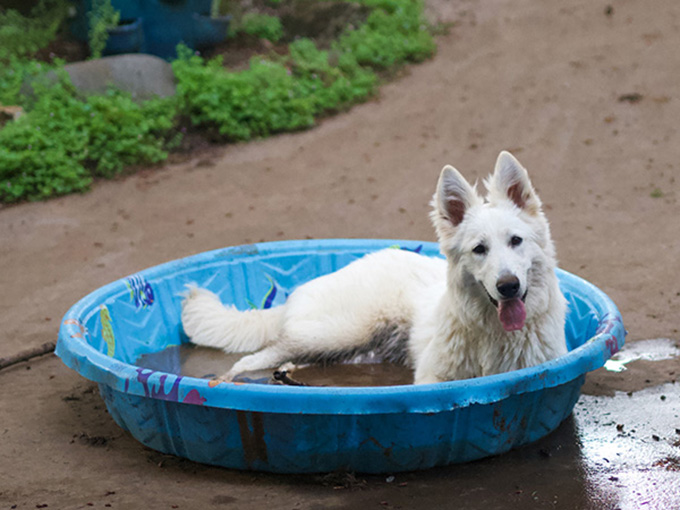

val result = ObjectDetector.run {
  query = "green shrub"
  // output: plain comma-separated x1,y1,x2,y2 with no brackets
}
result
0,122,92,202
88,0,121,59
173,37,379,140
240,13,284,42
338,0,435,69
174,50,316,140
0,0,68,61
287,38,377,114
83,90,177,177
0,76,179,202
0,58,57,106
0,0,435,202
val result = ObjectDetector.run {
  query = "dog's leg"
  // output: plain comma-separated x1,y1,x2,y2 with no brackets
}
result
412,337,453,384
218,346,293,382
413,353,445,385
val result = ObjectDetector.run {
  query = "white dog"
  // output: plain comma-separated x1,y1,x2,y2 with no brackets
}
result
181,151,567,384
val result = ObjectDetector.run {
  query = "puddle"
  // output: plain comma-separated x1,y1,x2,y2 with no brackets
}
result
138,339,680,385
604,338,680,372
136,344,413,386
574,382,680,509
286,362,412,386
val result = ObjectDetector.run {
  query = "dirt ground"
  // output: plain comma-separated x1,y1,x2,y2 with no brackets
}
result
2,0,680,508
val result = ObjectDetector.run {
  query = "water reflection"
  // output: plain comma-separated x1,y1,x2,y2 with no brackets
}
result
575,383,680,509
136,343,413,386
604,338,680,372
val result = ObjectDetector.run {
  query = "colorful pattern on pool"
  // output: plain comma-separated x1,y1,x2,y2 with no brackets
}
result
131,368,207,405
126,274,154,309
55,239,626,473
99,305,115,357
247,275,278,310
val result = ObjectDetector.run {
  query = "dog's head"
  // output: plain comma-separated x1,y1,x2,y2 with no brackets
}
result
430,151,556,332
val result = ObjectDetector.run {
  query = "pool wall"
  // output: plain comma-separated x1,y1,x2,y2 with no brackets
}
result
57,239,625,473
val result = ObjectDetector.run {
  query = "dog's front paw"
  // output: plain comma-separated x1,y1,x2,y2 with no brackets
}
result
208,373,235,387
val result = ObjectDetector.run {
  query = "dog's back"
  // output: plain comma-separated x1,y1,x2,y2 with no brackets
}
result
182,151,567,384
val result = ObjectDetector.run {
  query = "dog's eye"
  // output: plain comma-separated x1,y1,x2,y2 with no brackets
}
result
472,244,487,255
510,235,523,247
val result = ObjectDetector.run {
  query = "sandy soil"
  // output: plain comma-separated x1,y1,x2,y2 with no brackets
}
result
2,0,680,508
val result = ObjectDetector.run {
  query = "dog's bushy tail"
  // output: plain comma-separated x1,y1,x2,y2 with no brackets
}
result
181,286,284,353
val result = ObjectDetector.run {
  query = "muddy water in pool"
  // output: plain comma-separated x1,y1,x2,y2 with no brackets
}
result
136,340,680,509
135,344,414,386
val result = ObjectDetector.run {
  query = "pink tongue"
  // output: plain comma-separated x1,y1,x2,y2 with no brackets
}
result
498,298,526,331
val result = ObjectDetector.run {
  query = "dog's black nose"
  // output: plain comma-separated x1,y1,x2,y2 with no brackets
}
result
496,275,520,299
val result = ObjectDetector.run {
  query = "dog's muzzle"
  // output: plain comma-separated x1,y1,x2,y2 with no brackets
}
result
479,280,529,308
482,277,528,332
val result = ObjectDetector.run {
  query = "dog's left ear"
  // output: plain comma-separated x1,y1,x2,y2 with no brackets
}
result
487,151,542,216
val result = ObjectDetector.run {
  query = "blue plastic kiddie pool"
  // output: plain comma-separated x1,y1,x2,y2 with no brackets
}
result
57,239,625,473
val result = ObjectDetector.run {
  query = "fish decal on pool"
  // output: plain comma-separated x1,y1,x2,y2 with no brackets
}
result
247,275,278,310
389,244,424,253
126,274,154,309
63,318,89,340
100,305,115,357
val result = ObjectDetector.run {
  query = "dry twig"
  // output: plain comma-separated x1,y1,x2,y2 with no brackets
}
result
0,342,56,371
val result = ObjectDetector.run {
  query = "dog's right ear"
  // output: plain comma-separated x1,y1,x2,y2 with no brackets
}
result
430,165,479,242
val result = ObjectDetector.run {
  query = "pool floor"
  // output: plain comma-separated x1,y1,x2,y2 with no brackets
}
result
136,344,414,386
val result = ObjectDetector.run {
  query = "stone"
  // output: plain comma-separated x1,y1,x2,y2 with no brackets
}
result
23,53,176,101
63,53,176,99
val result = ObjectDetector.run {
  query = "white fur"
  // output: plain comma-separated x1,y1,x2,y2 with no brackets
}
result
181,151,567,384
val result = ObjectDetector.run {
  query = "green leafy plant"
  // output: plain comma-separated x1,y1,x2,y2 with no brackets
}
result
88,0,121,59
338,0,435,69
173,49,315,140
211,0,222,18
240,13,284,42
173,35,380,141
174,0,433,141
287,38,377,114
0,0,68,61
0,0,436,203
0,58,57,107
0,74,179,202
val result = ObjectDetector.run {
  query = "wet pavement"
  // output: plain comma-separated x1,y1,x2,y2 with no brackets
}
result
575,383,680,508
135,340,680,509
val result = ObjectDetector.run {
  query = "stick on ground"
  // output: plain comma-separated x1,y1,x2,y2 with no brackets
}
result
0,342,56,371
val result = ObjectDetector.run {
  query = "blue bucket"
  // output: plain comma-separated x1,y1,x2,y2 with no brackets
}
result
71,0,230,59
57,239,625,473
103,17,144,56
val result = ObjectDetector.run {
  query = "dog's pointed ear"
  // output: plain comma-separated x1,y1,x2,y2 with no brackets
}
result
431,165,479,241
487,151,542,215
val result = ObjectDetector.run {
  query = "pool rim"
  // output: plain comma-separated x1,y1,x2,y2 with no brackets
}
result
57,238,625,416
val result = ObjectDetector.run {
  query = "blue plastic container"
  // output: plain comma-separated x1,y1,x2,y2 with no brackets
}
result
103,17,144,56
57,240,625,473
72,0,231,59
